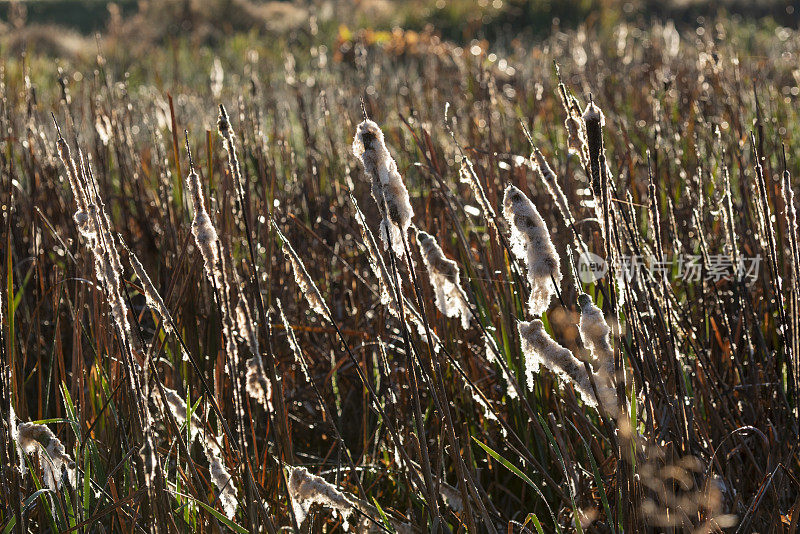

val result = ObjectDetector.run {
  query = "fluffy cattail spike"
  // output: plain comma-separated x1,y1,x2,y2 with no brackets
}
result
416,229,471,329
184,132,221,288
502,184,562,316
287,466,355,528
352,119,414,259
578,293,615,381
273,222,331,320
582,98,606,200
518,319,614,413
14,421,76,491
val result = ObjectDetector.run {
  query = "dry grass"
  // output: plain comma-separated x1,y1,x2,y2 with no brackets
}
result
1,3,800,532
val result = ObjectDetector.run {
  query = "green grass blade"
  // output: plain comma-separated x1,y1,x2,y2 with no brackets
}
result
170,491,248,534
472,437,561,532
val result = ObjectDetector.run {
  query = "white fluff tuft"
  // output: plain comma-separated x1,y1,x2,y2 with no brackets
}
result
416,229,471,329
14,422,76,491
578,293,615,379
287,466,355,527
518,319,615,413
352,120,413,259
152,386,238,519
502,184,562,316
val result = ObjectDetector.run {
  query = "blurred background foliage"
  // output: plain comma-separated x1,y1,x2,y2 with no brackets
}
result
0,0,796,56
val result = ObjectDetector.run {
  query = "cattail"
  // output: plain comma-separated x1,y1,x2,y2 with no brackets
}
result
229,261,259,358
139,435,157,489
502,184,562,316
236,284,271,412
14,422,76,491
416,229,472,329
530,146,579,239
459,159,497,225
781,148,800,283
245,357,273,412
125,245,173,334
10,407,26,477
153,387,203,440
565,106,588,159
217,104,245,200
209,456,238,519
235,298,258,355
185,142,220,288
439,481,465,514
582,100,607,215
518,320,614,412
55,124,140,362
53,117,89,215
352,119,413,259
287,466,355,527
152,386,238,519
274,223,331,320
555,67,590,169
564,100,590,168
578,293,615,381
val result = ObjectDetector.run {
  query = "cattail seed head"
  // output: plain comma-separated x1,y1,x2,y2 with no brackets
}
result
152,385,238,518
287,466,354,527
583,100,606,199
352,119,413,258
245,357,273,412
502,184,562,316
578,293,614,380
416,229,471,329
14,422,76,491
139,435,157,488
518,319,614,413
185,164,221,287
209,456,238,519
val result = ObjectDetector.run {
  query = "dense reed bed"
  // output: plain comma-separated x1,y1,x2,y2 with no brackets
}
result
1,7,800,532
